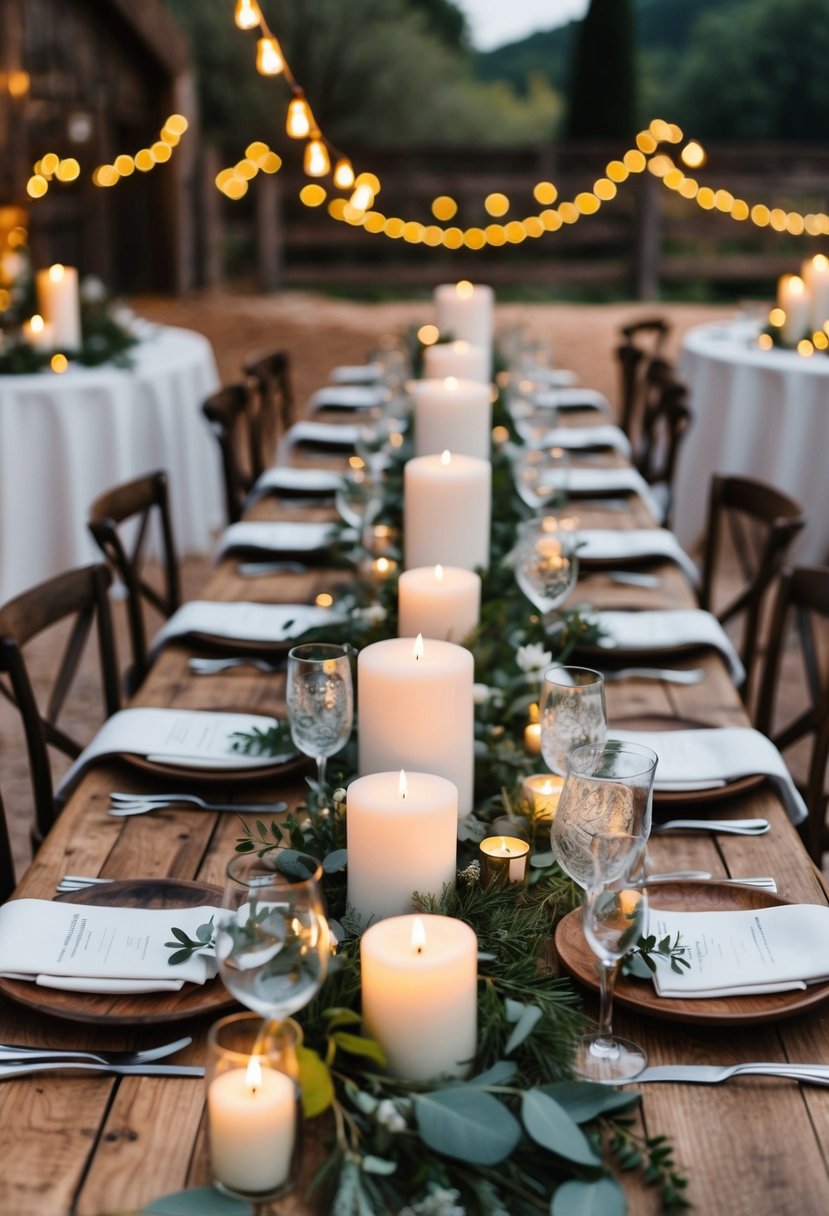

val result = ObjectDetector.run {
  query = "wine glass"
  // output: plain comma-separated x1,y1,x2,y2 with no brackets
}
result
506,389,557,448
513,445,570,511
550,739,658,890
510,520,578,617
216,852,330,1024
540,665,607,777
335,466,382,546
576,832,649,1083
286,643,353,787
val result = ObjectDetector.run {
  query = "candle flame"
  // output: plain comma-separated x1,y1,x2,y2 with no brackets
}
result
440,449,451,466
246,1055,263,1091
48,263,65,282
500,836,511,854
541,780,554,795
456,279,474,298
445,376,458,390
411,916,426,954
399,769,408,799
30,314,44,333
790,275,805,296
434,564,444,582
815,255,829,271
375,557,391,575
413,633,424,661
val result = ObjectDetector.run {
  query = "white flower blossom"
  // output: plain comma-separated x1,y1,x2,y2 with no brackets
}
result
515,642,552,673
353,604,387,625
375,1098,407,1133
472,682,491,705
399,1186,466,1216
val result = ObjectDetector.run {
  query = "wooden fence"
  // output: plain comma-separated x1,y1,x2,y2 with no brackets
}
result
200,142,829,299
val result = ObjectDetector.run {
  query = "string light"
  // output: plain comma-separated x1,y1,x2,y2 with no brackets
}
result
234,0,261,30
286,95,314,139
256,36,285,76
332,158,355,189
304,134,330,178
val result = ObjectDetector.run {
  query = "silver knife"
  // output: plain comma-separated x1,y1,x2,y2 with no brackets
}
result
0,1061,204,1080
634,1063,829,1086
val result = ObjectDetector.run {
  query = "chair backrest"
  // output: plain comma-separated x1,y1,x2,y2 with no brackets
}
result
615,316,671,440
754,565,829,862
88,470,181,694
202,381,258,525
0,564,120,843
242,348,294,472
700,474,806,695
0,788,15,903
633,360,693,526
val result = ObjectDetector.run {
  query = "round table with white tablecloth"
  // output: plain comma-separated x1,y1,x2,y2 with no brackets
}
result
0,323,223,605
674,320,829,564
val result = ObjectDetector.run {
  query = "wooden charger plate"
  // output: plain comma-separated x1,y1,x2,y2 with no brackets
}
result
555,881,829,1026
122,748,307,787
0,879,235,1026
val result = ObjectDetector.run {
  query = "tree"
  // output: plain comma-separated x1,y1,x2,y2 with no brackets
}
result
565,0,637,140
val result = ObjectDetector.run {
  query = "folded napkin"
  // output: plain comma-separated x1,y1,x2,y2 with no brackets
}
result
522,366,579,388
278,421,361,459
610,726,807,823
649,903,829,998
588,609,745,684
330,361,383,385
540,424,631,458
216,520,336,559
533,387,612,415
150,600,346,659
0,899,218,994
308,385,386,413
545,467,662,521
576,528,700,587
56,707,290,800
248,466,341,502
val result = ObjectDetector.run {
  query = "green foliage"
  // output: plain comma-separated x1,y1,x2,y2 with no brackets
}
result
609,1121,691,1212
566,0,637,140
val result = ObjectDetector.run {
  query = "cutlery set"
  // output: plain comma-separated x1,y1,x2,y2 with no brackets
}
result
107,793,288,817
0,1036,202,1080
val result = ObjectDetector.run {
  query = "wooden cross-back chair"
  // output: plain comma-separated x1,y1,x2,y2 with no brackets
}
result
700,474,806,698
632,359,693,526
88,471,181,695
615,316,671,441
0,564,120,844
0,788,15,903
202,381,260,525
754,566,829,862
242,348,295,470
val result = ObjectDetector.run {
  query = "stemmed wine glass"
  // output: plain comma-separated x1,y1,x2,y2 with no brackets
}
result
576,832,649,1083
540,665,608,777
510,520,579,618
286,642,353,788
335,465,382,548
513,445,570,512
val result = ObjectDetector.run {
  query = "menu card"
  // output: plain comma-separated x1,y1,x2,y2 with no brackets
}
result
0,899,219,993
650,903,829,998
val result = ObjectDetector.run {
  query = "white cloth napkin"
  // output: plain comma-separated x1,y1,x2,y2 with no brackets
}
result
277,421,361,459
150,600,346,659
610,726,807,823
56,707,289,800
521,366,579,388
248,466,341,502
540,425,631,458
533,387,611,414
0,899,218,994
576,528,700,587
216,520,336,558
330,361,383,385
590,609,745,684
649,903,829,997
546,467,662,521
308,385,386,413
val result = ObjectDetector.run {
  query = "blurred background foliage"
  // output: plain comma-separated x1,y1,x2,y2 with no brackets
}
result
169,0,828,152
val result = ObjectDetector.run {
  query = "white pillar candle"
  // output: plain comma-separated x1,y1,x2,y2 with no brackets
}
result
410,376,493,461
776,274,810,347
803,254,829,331
361,913,478,1081
434,281,494,353
21,314,54,351
404,450,491,572
208,1058,296,1195
398,564,480,644
358,635,474,814
347,770,458,923
423,339,490,384
35,264,82,349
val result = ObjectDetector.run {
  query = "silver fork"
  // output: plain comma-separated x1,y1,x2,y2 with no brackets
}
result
0,1035,191,1067
187,657,283,675
646,873,778,892
652,817,770,836
635,1062,829,1086
108,793,289,817
601,667,705,684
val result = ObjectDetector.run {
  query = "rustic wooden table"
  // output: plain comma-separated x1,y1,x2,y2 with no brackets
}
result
1,430,828,1216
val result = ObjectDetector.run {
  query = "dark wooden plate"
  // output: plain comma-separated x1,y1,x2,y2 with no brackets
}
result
0,879,235,1026
555,881,829,1026
613,714,766,807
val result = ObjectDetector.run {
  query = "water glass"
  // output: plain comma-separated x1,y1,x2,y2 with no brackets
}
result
286,642,354,787
540,665,607,776
513,445,570,511
511,520,578,617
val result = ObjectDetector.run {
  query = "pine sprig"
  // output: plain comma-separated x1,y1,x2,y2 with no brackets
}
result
609,1118,692,1212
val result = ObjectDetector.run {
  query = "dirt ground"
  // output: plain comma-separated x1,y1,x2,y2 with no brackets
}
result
2,290,815,883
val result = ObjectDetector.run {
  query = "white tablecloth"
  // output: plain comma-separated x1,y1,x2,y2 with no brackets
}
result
675,320,829,563
0,324,222,604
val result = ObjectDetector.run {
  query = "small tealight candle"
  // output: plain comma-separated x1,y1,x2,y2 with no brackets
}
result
479,836,530,886
21,313,54,351
370,555,398,582
524,702,542,755
523,774,564,822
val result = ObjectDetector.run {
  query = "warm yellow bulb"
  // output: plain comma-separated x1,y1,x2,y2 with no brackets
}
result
134,149,155,172
94,164,119,187
235,159,258,181
355,172,381,194
56,158,80,182
757,333,774,350
769,307,786,327
384,216,405,238
260,152,282,174
681,140,706,169
540,209,561,231
713,189,733,212
797,339,814,357
114,154,134,177
349,183,374,212
751,204,771,227
623,150,647,173
160,128,181,147
300,183,326,207
403,221,425,243
256,36,285,76
594,177,617,201
647,154,673,178
26,175,48,199
234,0,261,29
505,220,525,243
636,131,657,154
304,136,330,178
606,160,628,183
286,95,313,139
649,118,673,142
463,227,485,249
50,353,68,373
485,223,506,245
40,152,59,177
484,192,509,218
245,141,270,165
343,203,366,226
333,158,355,190
696,186,715,209
152,141,172,163
364,211,386,234
558,201,579,224
327,198,347,221
523,216,544,238
165,114,188,136
422,225,443,246
223,177,248,201
443,227,463,250
432,195,457,221
786,213,805,235
813,330,829,351
731,198,749,221
575,192,600,214
533,181,558,205
418,324,439,345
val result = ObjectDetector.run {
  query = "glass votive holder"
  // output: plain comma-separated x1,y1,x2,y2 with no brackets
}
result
206,1012,302,1204
479,835,530,886
522,773,564,823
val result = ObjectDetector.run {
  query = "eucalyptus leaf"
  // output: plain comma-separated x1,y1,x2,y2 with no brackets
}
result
361,1155,397,1176
415,1087,521,1165
505,1003,543,1054
530,850,556,868
332,1031,387,1067
468,1060,518,1088
551,1177,627,1216
166,949,192,967
323,848,348,873
274,849,319,880
324,1007,363,1030
541,1082,639,1123
522,1089,601,1167
141,1187,251,1215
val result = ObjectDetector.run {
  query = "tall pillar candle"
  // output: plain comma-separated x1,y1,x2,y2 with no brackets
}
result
358,635,474,813
361,914,478,1081
776,274,810,347
404,450,491,572
35,264,81,350
346,770,458,923
434,281,494,352
410,377,492,460
803,254,829,331
423,340,490,384
398,564,480,644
